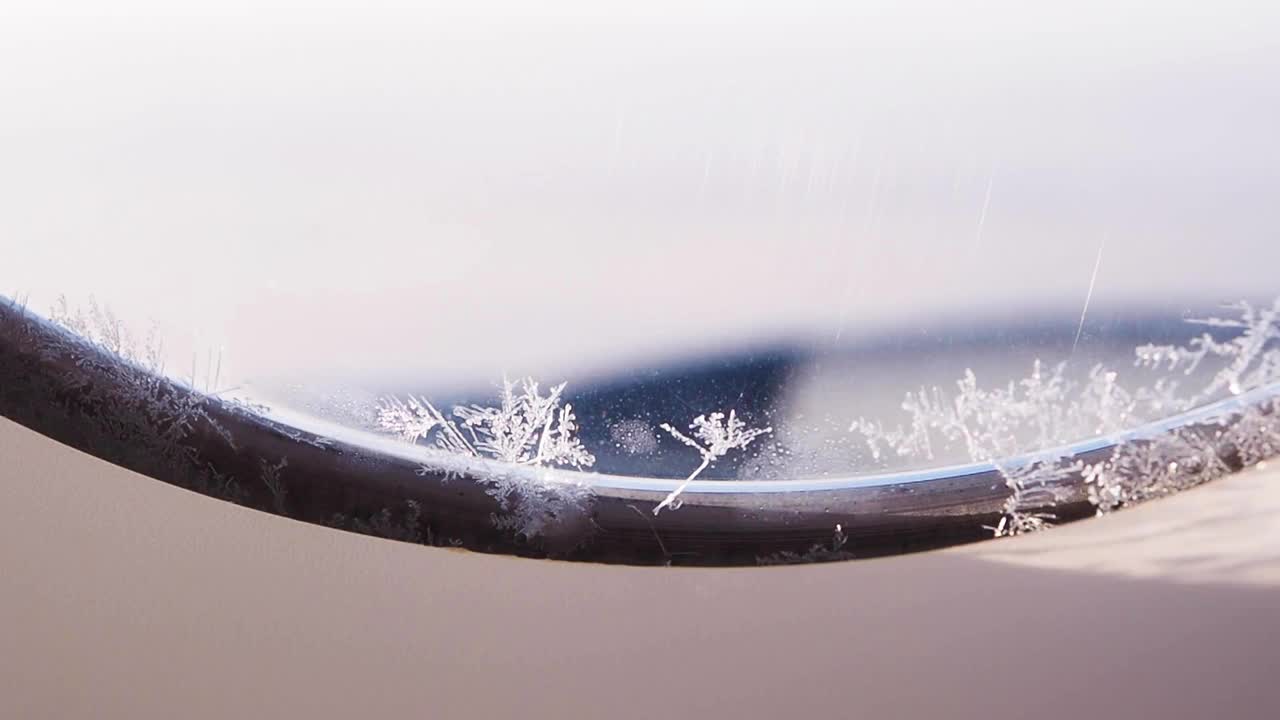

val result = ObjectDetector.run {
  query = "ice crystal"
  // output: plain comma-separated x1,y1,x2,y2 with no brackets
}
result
1219,398,1280,468
1136,298,1280,407
991,457,1081,537
48,298,235,451
852,360,1135,466
610,418,660,456
486,471,596,544
331,500,425,544
378,378,594,470
52,296,141,361
260,457,290,515
1081,395,1278,517
454,378,595,469
852,299,1280,533
757,523,853,565
1084,430,1232,513
376,394,446,445
50,295,167,375
37,297,244,502
653,410,772,515
377,377,595,542
1074,298,1280,515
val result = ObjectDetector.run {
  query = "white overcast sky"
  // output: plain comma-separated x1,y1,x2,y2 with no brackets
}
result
3,1,1278,386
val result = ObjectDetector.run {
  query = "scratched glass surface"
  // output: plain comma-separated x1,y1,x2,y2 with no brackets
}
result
4,1,1278,480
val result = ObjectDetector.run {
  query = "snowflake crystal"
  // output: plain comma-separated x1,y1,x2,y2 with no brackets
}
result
377,377,595,542
40,297,242,500
376,394,446,445
852,360,1137,467
991,457,1080,537
378,378,594,470
1135,298,1280,407
1084,430,1231,514
453,378,595,469
653,410,772,515
854,297,1280,533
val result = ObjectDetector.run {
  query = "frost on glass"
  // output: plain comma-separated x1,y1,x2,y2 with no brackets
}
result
41,296,250,502
376,382,772,531
1135,299,1280,408
259,456,290,515
757,523,854,566
363,297,1280,540
1073,302,1280,520
378,378,595,470
851,361,1140,466
15,292,1280,556
609,418,660,456
653,411,772,515
378,377,597,541
855,299,1280,533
